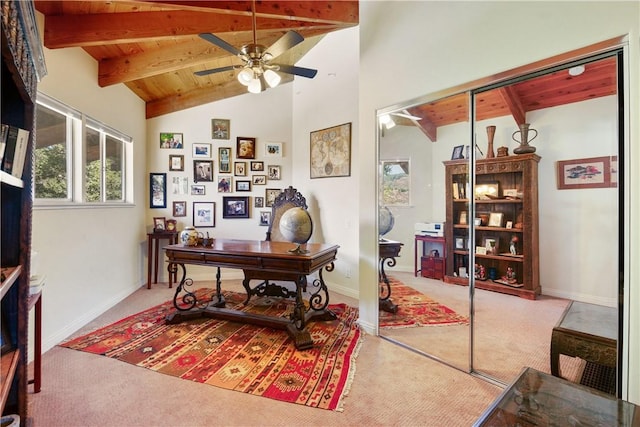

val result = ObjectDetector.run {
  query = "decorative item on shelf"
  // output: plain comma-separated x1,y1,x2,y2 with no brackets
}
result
486,125,496,158
153,217,166,232
202,232,213,247
475,263,487,281
512,123,538,154
430,249,440,258
497,146,509,157
180,226,202,247
279,207,313,254
488,267,498,280
510,235,519,255
379,206,395,240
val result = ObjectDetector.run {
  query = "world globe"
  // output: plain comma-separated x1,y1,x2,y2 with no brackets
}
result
379,206,395,238
279,207,313,254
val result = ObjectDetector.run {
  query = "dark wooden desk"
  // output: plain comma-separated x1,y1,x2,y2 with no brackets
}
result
146,231,178,289
474,367,639,426
379,239,403,313
551,300,617,378
164,239,339,350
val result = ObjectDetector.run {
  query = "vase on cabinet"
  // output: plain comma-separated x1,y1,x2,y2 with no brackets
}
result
512,123,538,154
486,126,496,158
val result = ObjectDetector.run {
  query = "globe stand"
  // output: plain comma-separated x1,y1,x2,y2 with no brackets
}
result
288,243,309,255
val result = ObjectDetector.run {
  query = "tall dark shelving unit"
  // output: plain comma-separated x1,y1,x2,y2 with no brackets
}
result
1,1,46,424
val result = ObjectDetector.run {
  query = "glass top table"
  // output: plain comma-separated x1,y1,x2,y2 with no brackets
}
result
473,367,639,426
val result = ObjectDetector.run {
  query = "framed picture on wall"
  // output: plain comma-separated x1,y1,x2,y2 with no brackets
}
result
222,196,250,219
193,201,215,227
160,132,183,149
557,156,612,189
193,160,213,182
218,147,232,173
264,142,283,157
173,201,187,217
236,137,256,159
235,180,251,192
259,211,271,226
193,143,211,158
265,188,281,207
150,173,166,208
169,154,184,171
211,118,230,140
310,122,351,178
190,184,205,195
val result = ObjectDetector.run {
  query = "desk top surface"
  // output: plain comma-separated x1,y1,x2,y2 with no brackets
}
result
556,300,617,341
164,239,339,259
474,367,639,426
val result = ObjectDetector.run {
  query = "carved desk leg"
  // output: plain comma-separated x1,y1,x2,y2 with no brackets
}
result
379,256,399,314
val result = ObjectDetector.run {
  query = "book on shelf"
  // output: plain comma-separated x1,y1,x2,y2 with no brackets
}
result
1,124,30,179
0,124,8,165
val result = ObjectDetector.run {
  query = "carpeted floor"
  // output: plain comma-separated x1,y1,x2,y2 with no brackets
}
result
60,288,362,411
379,276,469,329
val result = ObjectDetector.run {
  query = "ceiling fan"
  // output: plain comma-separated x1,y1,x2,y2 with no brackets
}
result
195,0,318,93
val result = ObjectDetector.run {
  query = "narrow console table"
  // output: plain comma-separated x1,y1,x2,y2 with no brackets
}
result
379,239,403,314
551,300,617,379
146,231,178,289
164,239,339,350
473,367,638,426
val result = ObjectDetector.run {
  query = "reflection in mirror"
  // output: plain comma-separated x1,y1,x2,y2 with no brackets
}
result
471,54,621,388
377,92,471,372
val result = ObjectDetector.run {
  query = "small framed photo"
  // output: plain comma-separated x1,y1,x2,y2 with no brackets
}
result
173,201,187,217
211,118,230,140
150,173,167,208
484,237,499,255
252,175,267,185
193,201,215,227
458,210,468,225
254,196,264,208
234,161,247,176
505,220,513,229
217,176,232,193
169,154,184,171
236,137,256,159
268,165,281,180
194,160,213,182
451,145,464,160
192,143,211,158
259,211,271,226
235,180,251,192
488,212,504,227
475,246,488,255
455,236,466,249
265,188,281,207
160,132,183,149
222,196,250,219
250,161,264,171
153,217,166,232
190,184,206,195
165,219,177,232
264,142,283,157
218,147,232,173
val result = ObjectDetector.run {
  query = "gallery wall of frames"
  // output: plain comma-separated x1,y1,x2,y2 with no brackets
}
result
149,119,286,232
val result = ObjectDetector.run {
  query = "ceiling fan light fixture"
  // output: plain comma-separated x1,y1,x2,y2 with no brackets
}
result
248,78,263,94
237,68,253,86
264,69,281,88
379,114,396,129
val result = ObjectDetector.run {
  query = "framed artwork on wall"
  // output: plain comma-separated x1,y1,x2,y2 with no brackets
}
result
250,161,264,171
218,147,232,173
193,160,213,182
211,118,230,140
259,211,271,226
193,143,211,158
217,176,232,193
254,196,264,208
234,161,247,176
310,122,351,179
150,173,167,208
252,175,266,185
235,180,251,192
264,142,283,157
222,196,250,219
160,132,183,149
193,202,215,227
557,156,612,190
169,154,184,171
190,184,206,195
265,188,281,207
173,201,187,217
236,137,256,159
267,165,281,180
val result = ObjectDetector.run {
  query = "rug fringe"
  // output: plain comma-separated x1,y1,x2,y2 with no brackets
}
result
333,325,365,412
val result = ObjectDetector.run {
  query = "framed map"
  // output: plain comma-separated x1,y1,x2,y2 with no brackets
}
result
310,122,351,179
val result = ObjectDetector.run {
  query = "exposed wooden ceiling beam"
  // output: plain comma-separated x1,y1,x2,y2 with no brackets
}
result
498,86,526,126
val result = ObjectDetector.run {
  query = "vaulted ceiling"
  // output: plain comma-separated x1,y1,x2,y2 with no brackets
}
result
34,1,359,118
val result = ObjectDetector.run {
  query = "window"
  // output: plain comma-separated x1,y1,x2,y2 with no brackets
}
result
35,93,132,205
380,159,411,206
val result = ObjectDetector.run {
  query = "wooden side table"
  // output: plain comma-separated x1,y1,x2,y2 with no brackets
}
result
147,231,178,289
550,300,617,378
414,235,445,278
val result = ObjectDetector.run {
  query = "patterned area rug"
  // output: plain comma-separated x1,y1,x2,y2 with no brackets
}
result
60,288,362,411
379,277,469,329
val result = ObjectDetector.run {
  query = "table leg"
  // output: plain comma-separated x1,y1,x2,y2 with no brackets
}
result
414,237,418,277
147,236,152,289
379,256,398,313
154,238,160,284
34,295,42,393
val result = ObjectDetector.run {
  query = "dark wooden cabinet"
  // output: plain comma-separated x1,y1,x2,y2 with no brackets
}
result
1,1,46,423
421,256,444,280
443,154,540,299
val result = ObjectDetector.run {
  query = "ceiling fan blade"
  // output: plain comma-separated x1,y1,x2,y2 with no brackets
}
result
393,111,422,121
199,33,243,56
264,31,304,59
273,64,318,79
194,65,237,77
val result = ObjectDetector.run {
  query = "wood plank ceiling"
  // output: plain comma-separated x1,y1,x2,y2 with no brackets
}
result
34,0,360,118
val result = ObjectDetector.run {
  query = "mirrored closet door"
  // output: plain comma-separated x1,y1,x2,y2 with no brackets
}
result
377,40,625,393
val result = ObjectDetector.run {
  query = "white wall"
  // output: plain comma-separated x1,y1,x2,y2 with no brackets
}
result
359,0,639,403
32,41,147,352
